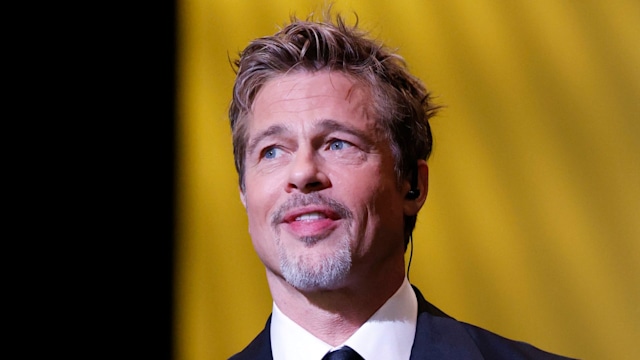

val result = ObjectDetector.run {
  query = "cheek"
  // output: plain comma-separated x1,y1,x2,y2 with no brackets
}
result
245,193,271,233
245,192,281,267
244,176,282,239
365,176,406,233
244,174,278,214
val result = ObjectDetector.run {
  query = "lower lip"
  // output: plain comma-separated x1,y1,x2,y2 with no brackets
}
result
284,218,339,238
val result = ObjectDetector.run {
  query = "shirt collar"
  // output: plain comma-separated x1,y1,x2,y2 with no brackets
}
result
270,278,418,360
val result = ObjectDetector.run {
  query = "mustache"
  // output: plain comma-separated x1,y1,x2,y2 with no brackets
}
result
270,193,353,226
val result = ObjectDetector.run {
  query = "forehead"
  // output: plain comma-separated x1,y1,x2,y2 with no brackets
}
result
249,71,374,130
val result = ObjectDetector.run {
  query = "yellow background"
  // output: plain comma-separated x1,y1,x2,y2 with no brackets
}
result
175,1,640,359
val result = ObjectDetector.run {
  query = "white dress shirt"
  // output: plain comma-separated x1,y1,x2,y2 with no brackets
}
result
270,278,418,360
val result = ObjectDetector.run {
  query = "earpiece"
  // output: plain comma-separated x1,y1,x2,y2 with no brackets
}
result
406,188,420,200
406,166,421,200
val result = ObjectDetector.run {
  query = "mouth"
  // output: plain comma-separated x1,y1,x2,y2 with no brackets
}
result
270,193,352,241
280,207,343,238
284,208,341,223
294,212,326,221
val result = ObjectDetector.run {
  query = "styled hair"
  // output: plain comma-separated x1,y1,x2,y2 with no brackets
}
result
229,12,439,247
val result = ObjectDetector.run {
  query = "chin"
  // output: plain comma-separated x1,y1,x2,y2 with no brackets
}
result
280,245,352,291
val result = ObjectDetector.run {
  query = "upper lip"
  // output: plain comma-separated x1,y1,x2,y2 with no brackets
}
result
281,206,342,223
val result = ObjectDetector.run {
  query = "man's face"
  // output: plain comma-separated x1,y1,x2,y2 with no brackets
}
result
241,71,409,292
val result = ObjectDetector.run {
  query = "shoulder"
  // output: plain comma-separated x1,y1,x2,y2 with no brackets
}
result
411,286,575,360
457,321,575,359
228,317,273,360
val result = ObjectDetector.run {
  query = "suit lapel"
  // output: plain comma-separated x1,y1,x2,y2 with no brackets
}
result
229,316,273,360
409,287,484,360
232,288,486,360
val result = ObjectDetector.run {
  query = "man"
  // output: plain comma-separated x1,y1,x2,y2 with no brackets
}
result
227,12,573,360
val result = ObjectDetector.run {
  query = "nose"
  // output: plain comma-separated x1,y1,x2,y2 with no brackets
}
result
286,147,330,193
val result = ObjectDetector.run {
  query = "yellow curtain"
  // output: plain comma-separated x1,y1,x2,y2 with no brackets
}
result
176,1,640,359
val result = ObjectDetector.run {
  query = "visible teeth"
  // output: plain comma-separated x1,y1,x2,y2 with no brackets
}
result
295,212,326,221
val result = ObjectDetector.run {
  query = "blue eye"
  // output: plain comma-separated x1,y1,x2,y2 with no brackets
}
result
329,140,351,150
263,147,281,159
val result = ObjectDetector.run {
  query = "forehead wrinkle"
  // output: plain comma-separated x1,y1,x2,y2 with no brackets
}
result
279,71,364,105
326,70,370,103
344,85,356,102
259,72,371,114
341,79,376,123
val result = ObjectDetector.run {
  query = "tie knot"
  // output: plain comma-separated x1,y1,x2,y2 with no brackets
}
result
321,346,364,360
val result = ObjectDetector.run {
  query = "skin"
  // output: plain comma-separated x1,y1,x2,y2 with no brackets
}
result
240,71,429,345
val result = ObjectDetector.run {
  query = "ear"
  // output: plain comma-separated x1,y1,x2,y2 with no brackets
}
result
403,160,429,216
239,187,247,209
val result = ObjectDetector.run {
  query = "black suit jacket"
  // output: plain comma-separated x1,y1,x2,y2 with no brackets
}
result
229,286,574,359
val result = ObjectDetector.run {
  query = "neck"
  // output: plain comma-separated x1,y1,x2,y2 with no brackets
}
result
267,257,406,346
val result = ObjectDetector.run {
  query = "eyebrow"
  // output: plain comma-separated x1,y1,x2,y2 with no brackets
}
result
246,124,288,156
315,119,374,147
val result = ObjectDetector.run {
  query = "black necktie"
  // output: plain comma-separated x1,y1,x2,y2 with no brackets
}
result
321,346,364,360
